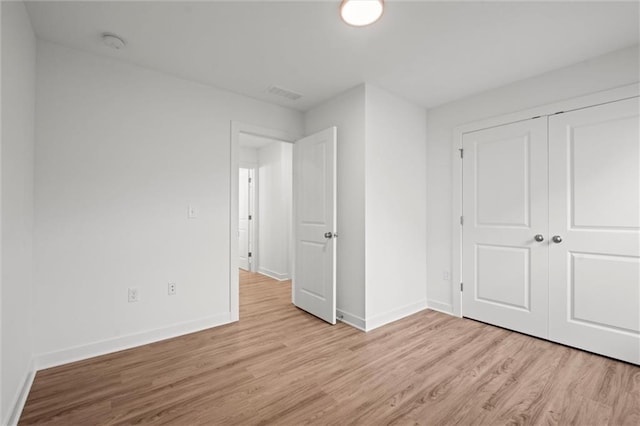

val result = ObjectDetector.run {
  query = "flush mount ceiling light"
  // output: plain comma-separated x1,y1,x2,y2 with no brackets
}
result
340,0,384,27
102,33,126,50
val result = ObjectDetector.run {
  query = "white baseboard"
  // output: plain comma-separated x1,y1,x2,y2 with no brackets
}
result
5,359,36,426
427,299,455,316
336,309,366,331
35,312,232,370
257,267,290,281
365,299,428,332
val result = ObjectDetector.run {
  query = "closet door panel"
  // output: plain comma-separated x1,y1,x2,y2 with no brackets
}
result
462,118,549,338
549,97,640,365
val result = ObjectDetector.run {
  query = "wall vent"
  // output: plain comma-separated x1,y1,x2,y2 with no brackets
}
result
267,85,302,101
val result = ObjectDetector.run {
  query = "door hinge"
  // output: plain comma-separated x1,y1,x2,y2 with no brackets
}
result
460,282,464,292
248,177,252,183
248,252,252,258
248,215,252,220
460,216,464,226
459,148,464,159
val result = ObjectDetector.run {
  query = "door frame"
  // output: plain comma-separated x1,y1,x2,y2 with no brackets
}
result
451,83,639,318
230,122,297,321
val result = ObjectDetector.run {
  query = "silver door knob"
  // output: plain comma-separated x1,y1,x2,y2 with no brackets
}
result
324,232,333,239
552,235,563,244
534,234,544,242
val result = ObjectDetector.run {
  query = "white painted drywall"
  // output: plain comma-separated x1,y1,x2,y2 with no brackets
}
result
426,45,640,313
1,1,36,422
364,85,427,329
304,84,428,330
257,142,292,280
33,41,303,361
239,146,258,165
304,85,366,326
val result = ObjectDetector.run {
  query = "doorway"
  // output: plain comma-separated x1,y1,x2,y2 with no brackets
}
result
229,122,295,322
230,122,338,325
238,133,293,280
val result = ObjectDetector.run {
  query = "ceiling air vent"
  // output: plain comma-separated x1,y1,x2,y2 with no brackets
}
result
267,85,302,101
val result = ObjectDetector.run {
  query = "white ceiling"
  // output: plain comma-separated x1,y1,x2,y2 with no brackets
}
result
25,1,639,111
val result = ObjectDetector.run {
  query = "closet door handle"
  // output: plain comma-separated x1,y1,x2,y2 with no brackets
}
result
534,234,544,242
552,235,563,244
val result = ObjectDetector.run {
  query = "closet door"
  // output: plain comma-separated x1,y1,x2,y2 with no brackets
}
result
549,97,640,365
462,118,549,338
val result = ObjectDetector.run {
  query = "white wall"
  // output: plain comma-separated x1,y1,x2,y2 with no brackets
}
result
239,146,258,165
426,45,640,313
305,85,366,326
1,1,36,422
257,142,292,280
304,84,428,330
33,41,303,366
365,85,427,329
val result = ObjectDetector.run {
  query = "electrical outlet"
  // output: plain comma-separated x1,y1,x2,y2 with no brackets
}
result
443,271,451,281
168,282,177,296
128,287,139,303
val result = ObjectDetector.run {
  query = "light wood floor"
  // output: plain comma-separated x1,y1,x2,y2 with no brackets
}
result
21,270,639,425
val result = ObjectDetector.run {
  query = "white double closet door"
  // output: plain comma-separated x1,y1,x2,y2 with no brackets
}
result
462,97,639,364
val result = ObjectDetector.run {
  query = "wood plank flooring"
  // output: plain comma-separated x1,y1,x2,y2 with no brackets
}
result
20,270,640,425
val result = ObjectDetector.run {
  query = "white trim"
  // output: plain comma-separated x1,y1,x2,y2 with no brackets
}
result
365,299,428,332
5,360,35,426
0,4,4,422
451,129,463,318
35,313,231,370
427,299,454,315
451,83,640,319
336,309,366,331
257,268,290,281
230,122,296,322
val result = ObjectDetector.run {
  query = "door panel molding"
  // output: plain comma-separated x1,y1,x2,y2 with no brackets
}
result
453,86,640,364
293,127,337,325
462,117,548,338
451,83,639,318
548,97,640,364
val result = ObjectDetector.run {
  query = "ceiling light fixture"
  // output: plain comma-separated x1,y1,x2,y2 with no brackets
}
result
340,0,384,27
102,33,126,50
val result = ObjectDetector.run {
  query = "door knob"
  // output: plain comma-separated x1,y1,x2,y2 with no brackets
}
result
552,235,563,244
324,232,333,239
534,234,544,242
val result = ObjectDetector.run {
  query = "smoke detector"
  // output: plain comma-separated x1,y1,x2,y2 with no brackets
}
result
102,33,126,50
267,85,303,101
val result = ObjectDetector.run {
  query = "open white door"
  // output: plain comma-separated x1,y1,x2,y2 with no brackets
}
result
293,127,337,324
